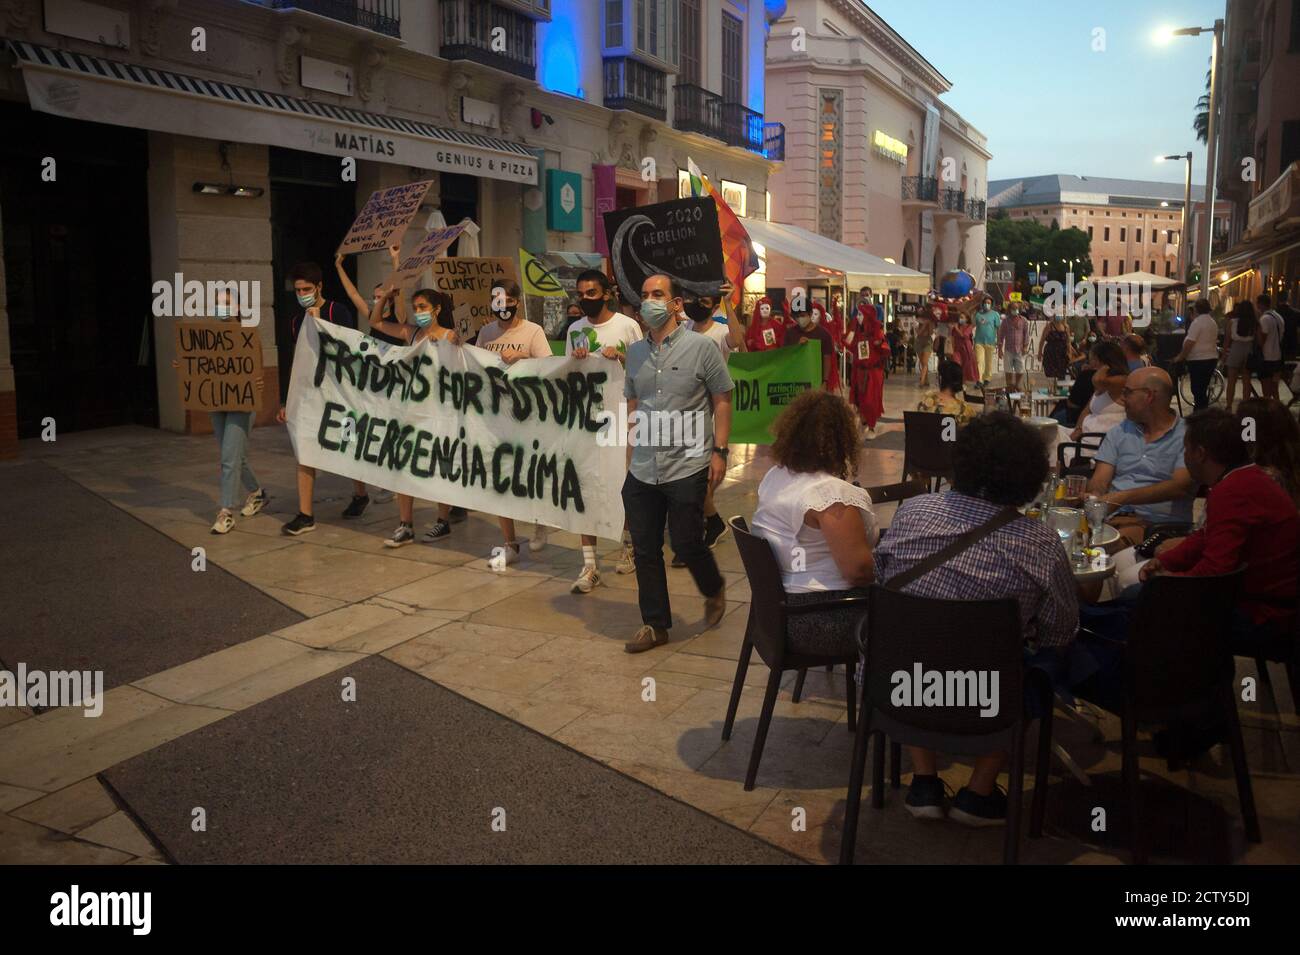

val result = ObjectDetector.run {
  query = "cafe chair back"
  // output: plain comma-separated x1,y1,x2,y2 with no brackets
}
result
1056,432,1108,478
901,411,956,492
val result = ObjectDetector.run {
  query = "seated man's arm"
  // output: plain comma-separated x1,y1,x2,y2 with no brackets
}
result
1105,467,1197,507
1086,461,1116,499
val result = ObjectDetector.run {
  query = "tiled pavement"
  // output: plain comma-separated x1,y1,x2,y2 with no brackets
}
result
1,373,1296,865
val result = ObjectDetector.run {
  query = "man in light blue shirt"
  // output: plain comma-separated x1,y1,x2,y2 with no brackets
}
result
1087,366,1197,543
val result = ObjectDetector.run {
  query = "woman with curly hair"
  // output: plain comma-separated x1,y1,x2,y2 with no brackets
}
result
751,390,877,657
1236,397,1300,507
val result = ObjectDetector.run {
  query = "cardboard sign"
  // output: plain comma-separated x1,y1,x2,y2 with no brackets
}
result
175,321,263,413
393,222,467,286
337,180,433,256
603,196,724,306
426,257,519,340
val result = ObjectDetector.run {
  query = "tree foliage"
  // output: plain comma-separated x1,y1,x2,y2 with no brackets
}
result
986,211,1094,284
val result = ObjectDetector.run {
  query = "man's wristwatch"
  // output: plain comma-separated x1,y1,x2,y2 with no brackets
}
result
712,446,729,460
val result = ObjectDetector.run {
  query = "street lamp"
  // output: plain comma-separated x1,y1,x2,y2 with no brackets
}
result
1157,152,1193,305
1159,21,1225,301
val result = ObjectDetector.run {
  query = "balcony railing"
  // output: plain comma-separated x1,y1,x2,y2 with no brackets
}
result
441,0,537,81
763,122,785,161
262,0,401,37
901,176,938,202
722,102,764,153
965,198,986,221
603,57,666,121
940,188,966,213
673,84,724,140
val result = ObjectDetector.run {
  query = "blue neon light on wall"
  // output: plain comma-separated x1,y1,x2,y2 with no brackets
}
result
538,1,581,97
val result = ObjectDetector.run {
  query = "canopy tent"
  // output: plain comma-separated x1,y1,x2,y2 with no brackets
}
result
742,218,931,294
1093,270,1184,289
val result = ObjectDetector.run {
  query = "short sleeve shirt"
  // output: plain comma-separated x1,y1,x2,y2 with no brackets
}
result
476,319,552,359
684,319,733,357
1260,310,1284,361
1185,314,1220,360
1095,417,1193,524
624,323,734,485
564,312,643,356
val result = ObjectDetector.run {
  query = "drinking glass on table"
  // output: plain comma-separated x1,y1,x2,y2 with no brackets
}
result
1047,507,1078,547
1064,474,1087,506
1084,498,1110,546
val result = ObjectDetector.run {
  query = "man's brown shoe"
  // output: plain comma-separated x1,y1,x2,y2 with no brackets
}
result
624,625,669,654
704,585,726,628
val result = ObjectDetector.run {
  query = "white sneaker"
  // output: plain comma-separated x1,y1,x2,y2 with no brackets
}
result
865,428,878,441
210,510,236,535
240,489,268,517
571,565,601,594
529,523,549,553
615,541,636,575
487,542,520,572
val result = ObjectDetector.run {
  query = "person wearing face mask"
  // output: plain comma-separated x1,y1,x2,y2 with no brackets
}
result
949,307,978,385
683,286,746,357
361,287,460,548
562,300,585,340
566,269,643,588
474,281,555,569
279,260,373,536
335,246,404,345
783,306,835,388
973,298,1001,386
811,301,843,392
745,295,785,351
621,274,733,653
171,290,268,535
847,289,890,439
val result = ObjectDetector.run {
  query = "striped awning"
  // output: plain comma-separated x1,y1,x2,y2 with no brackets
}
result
6,40,538,184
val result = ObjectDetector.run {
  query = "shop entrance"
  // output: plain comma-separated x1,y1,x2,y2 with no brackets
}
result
0,103,153,437
438,173,478,257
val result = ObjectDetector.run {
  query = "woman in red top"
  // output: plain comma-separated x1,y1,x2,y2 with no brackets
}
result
846,291,889,438
746,295,786,351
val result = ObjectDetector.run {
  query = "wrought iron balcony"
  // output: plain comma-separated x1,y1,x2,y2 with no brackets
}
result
939,188,966,214
722,102,764,153
965,198,986,221
603,57,666,121
901,176,938,203
441,0,537,81
262,0,401,38
673,84,724,140
763,122,785,161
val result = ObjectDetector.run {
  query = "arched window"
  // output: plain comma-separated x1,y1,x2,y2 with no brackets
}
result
902,239,914,268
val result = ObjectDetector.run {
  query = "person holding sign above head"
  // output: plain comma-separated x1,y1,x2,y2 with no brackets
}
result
567,269,644,591
334,246,405,346
475,281,555,570
621,273,733,653
364,286,460,548
745,295,785,352
846,287,889,440
171,288,268,535
278,261,371,536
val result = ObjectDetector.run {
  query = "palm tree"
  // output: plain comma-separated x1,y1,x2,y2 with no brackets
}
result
1193,61,1211,143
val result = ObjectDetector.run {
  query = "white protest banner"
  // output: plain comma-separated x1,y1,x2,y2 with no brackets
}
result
337,180,434,256
394,221,467,286
284,317,627,539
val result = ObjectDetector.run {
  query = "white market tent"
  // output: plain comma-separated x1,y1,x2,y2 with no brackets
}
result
743,218,931,294
1094,270,1184,289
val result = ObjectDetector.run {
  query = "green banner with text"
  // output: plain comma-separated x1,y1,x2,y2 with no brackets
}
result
726,341,821,445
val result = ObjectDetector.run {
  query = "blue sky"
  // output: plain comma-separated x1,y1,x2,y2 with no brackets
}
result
863,0,1226,185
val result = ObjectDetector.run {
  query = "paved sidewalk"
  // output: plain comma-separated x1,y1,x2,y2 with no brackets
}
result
1,375,1296,864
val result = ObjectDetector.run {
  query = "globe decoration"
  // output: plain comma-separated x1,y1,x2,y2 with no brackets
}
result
938,269,976,300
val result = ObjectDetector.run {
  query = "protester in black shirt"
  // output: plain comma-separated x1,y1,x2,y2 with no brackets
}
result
783,309,835,387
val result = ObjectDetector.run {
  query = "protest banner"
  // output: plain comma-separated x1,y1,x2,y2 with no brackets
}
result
393,222,467,286
284,317,627,539
603,196,724,306
175,321,263,413
725,341,822,444
426,257,519,341
336,180,433,256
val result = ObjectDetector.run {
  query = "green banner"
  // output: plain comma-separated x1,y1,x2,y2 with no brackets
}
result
726,341,821,445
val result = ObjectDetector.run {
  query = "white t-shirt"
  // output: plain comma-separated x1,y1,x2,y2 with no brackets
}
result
751,467,878,593
1260,310,1284,361
685,318,733,357
1185,314,1220,360
564,312,643,355
1080,391,1126,436
475,318,552,359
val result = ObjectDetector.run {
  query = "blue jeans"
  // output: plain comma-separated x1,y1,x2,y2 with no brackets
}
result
210,411,260,510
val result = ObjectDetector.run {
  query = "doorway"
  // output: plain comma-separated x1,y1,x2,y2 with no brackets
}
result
438,172,479,257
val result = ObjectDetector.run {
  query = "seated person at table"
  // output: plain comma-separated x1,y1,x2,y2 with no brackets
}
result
916,360,974,426
1087,367,1196,545
751,390,877,656
874,413,1078,827
1121,334,1151,372
1237,396,1300,508
1050,358,1096,427
1057,341,1128,464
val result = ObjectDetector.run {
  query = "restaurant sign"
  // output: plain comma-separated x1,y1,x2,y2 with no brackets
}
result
1246,161,1300,237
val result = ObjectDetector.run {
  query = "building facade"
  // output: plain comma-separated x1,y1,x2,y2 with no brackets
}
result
988,174,1232,281
0,0,782,457
764,0,990,296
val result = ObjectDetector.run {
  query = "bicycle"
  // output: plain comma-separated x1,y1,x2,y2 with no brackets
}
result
1173,360,1226,409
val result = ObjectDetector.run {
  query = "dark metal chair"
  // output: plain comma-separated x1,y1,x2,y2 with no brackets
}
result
723,517,866,791
901,411,956,493
840,586,1054,865
1056,432,1107,478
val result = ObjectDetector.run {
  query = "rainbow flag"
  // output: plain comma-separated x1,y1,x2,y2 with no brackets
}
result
687,158,757,308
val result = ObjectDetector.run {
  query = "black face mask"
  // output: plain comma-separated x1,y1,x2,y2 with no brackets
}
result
684,302,712,323
494,305,518,321
578,298,605,319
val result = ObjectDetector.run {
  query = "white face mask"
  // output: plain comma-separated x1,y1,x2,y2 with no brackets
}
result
759,305,771,319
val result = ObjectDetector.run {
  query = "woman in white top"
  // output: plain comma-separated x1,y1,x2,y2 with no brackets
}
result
1055,341,1128,467
1174,299,1222,410
751,390,877,656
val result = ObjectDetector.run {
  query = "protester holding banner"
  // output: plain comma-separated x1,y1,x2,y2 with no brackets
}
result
566,269,643,589
783,307,835,388
474,281,555,568
847,289,889,440
336,246,405,345
621,274,732,653
279,261,372,535
745,296,786,352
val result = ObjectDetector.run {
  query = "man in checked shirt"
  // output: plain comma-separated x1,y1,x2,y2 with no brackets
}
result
873,413,1079,828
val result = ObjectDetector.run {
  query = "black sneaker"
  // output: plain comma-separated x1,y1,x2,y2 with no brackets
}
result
949,786,1007,828
448,506,468,524
423,519,451,542
341,494,370,519
703,513,728,549
904,774,949,820
384,522,415,548
671,553,687,568
281,513,316,536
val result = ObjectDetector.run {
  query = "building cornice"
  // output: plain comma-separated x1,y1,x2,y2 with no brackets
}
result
826,0,951,95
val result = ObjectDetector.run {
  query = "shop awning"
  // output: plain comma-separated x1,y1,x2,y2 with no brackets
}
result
6,40,537,185
742,218,931,294
1095,270,1183,289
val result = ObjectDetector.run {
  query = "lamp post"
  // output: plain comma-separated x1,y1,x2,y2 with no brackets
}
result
1158,152,1193,312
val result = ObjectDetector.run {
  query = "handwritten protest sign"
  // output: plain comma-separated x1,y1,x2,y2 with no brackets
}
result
602,196,724,306
394,221,467,286
336,180,433,256
726,342,821,444
175,321,263,413
426,257,519,341
284,317,627,539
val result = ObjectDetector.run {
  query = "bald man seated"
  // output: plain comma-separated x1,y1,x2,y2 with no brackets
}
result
1086,366,1199,546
